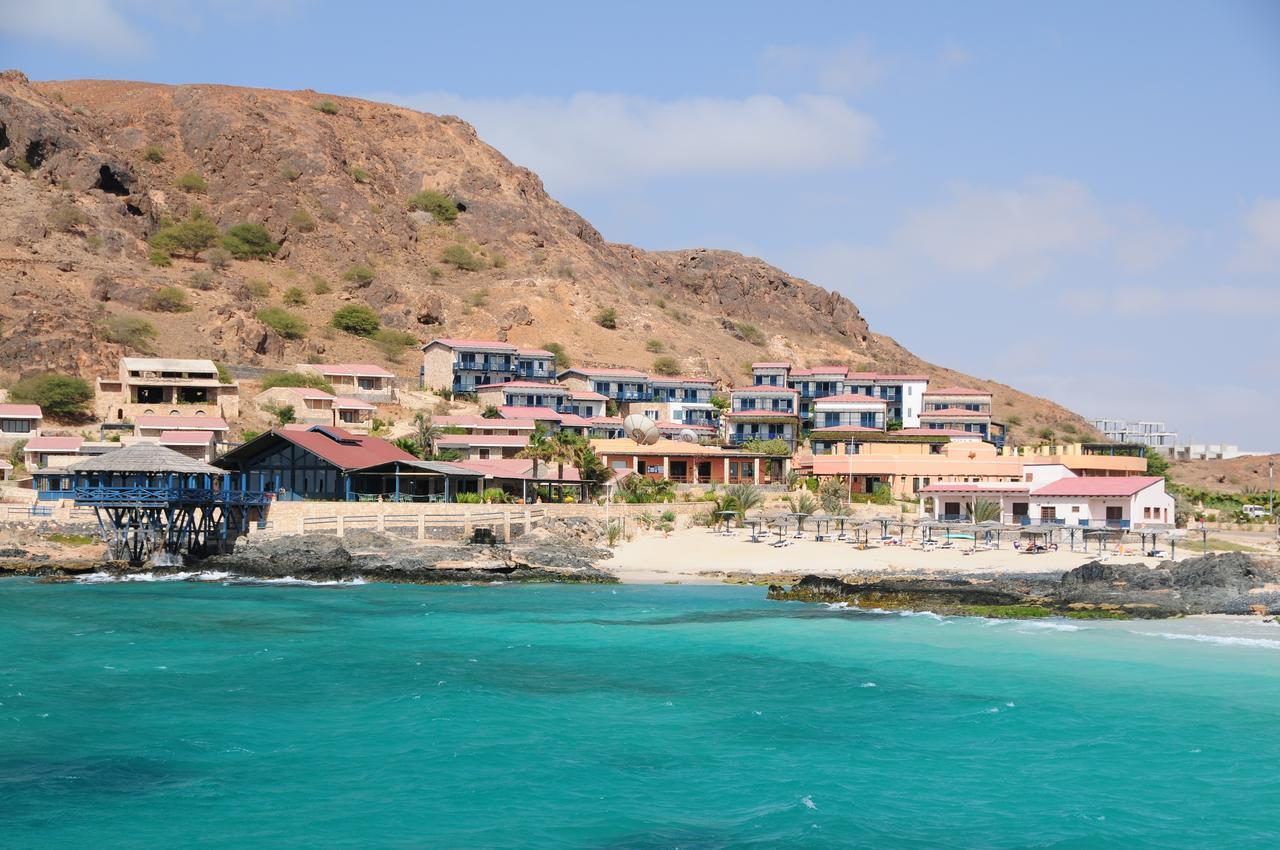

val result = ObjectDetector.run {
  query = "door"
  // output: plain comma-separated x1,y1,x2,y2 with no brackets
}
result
1040,506,1057,522
1012,502,1029,523
1106,506,1123,526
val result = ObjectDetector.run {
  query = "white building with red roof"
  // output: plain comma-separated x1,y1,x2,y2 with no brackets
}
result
0,403,43,446
920,473,1174,528
844,372,931,427
812,393,888,431
726,385,801,448
295,362,397,403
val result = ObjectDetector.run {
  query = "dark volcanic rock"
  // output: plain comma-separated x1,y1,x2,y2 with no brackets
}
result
1054,553,1280,615
769,574,1030,611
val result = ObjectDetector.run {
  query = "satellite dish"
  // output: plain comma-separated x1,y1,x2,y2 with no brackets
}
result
677,429,699,443
623,413,660,445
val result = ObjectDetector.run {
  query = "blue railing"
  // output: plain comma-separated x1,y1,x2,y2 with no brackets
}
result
73,486,271,506
939,513,972,522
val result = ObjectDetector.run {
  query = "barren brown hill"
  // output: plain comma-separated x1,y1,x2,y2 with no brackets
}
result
0,70,1093,443
1169,454,1280,495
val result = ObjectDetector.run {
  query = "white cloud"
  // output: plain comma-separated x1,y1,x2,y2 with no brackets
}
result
1064,285,1280,317
0,0,144,55
1231,197,1280,273
759,38,884,95
378,91,878,191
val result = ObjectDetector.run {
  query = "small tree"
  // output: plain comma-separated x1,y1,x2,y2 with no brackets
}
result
203,247,232,271
1146,449,1171,480
220,223,278,260
149,208,220,259
283,286,307,306
267,404,296,426
651,355,680,376
541,342,571,369
49,203,88,233
342,265,375,286
594,307,618,329
257,307,307,340
407,190,459,223
645,338,665,353
481,404,502,419
9,374,93,419
331,304,381,336
441,244,484,272
311,275,332,294
101,315,157,351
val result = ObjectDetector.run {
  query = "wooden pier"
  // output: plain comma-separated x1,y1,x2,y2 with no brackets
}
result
64,444,271,565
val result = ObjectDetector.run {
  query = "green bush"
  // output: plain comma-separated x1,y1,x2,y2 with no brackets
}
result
259,371,335,394
282,286,307,306
342,265,375,285
280,165,300,181
289,210,317,233
740,438,791,456
215,363,233,384
594,307,618,330
220,222,278,260
348,166,369,183
734,321,766,346
331,304,381,336
441,244,485,272
148,248,172,267
175,171,207,193
149,208,220,258
482,487,508,504
188,270,215,291
258,307,307,339
407,190,458,223
9,374,93,419
246,278,272,298
315,100,339,115
203,246,232,271
311,275,332,294
651,355,680,376
542,341,571,369
145,286,191,313
101,315,156,351
143,145,165,163
645,338,665,353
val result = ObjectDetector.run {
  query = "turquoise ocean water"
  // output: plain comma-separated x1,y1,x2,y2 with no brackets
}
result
1,578,1278,849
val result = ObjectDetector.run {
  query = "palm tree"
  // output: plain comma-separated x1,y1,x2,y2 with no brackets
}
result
392,436,422,458
724,482,764,523
517,426,557,501
969,499,1001,523
413,411,443,459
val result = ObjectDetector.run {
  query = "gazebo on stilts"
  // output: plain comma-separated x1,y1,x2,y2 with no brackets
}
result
65,444,271,566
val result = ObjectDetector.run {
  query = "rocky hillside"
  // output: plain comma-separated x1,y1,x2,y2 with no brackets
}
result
0,70,1093,442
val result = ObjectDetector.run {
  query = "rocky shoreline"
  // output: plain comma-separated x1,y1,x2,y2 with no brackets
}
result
0,519,619,585
767,553,1280,619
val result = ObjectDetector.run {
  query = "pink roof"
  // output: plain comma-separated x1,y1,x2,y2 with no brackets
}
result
429,338,516,351
790,365,849,377
562,366,648,378
557,413,594,428
135,415,229,431
331,397,377,410
515,347,555,358
569,389,608,401
1031,476,1164,498
263,426,416,471
894,427,978,437
311,363,395,378
437,434,529,447
814,393,887,405
24,436,82,451
475,380,568,392
648,375,714,385
432,415,530,429
920,408,989,418
846,372,931,382
752,362,791,369
0,403,42,418
452,458,584,482
732,385,799,394
159,430,214,445
924,386,990,397
809,425,881,434
498,406,563,421
921,482,1031,493
587,416,624,425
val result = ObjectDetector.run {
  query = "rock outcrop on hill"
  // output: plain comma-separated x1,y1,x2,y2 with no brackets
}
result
0,69,1091,437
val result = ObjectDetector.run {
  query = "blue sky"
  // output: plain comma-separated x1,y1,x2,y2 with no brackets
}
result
3,1,1278,446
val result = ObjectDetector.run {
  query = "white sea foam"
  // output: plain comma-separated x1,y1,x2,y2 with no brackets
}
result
1137,631,1280,650
1011,620,1085,633
228,576,367,587
860,682,877,688
801,796,817,810
77,570,235,584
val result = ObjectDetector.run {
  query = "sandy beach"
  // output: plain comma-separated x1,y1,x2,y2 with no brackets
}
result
603,525,1171,584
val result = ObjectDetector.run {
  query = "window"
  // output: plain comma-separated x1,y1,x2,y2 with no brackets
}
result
1071,506,1080,513
479,449,491,460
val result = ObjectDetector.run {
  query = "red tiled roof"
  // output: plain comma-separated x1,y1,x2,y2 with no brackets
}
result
452,458,584,482
267,426,416,471
309,363,395,378
159,430,214,445
475,380,568,392
270,387,334,400
557,413,595,428
568,389,608,401
135,415,229,431
920,408,989,418
24,436,82,451
0,403,42,418
433,415,535,430
1031,476,1164,498
587,416,624,425
790,365,850,376
723,410,798,419
515,347,555,357
814,393,887,405
846,372,930,382
428,338,516,351
921,482,1031,493
924,386,990,397
497,406,563,421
